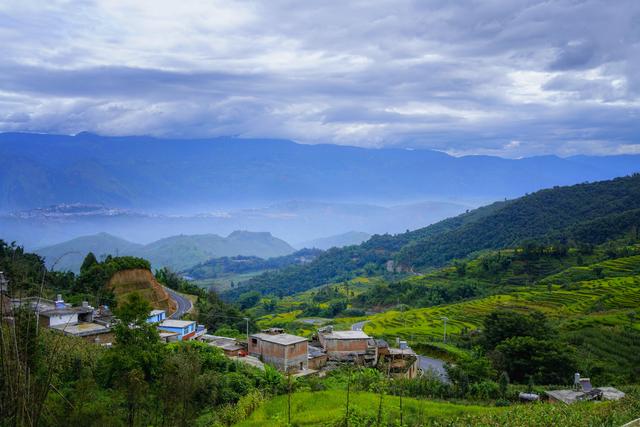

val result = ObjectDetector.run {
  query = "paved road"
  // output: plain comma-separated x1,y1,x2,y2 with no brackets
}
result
351,320,369,331
418,355,448,380
164,286,193,319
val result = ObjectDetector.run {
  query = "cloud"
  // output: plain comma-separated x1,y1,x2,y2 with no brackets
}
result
0,0,639,157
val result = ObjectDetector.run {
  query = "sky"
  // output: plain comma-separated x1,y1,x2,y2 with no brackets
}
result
0,0,639,157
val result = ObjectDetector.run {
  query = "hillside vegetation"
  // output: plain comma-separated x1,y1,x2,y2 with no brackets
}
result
228,174,640,299
183,248,322,280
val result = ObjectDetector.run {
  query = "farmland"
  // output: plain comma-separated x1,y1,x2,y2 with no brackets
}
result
236,390,501,426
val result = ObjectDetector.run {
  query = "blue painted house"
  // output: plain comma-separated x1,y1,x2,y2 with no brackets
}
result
147,309,166,324
158,319,197,340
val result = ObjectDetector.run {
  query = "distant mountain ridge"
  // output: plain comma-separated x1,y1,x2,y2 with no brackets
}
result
297,231,372,250
2,132,640,210
36,231,295,272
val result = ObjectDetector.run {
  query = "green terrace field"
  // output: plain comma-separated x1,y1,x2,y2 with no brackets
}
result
361,252,640,381
236,390,502,426
364,275,640,340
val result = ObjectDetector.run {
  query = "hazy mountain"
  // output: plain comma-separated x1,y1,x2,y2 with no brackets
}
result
36,231,295,273
2,132,639,211
35,232,143,272
297,231,372,250
2,200,470,249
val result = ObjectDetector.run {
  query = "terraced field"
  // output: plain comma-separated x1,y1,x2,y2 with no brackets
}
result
364,256,640,342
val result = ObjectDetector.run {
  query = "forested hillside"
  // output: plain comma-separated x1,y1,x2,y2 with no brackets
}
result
183,248,322,280
227,174,640,298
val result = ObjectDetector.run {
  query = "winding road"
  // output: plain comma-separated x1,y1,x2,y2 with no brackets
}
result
164,286,193,319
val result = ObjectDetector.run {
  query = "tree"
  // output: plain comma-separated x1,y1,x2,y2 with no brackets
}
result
115,292,151,325
80,252,98,275
482,310,551,350
491,336,577,384
238,291,261,309
445,350,495,386
498,371,510,397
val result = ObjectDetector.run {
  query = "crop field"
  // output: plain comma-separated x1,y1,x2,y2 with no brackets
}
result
364,260,640,342
236,390,501,426
449,388,640,427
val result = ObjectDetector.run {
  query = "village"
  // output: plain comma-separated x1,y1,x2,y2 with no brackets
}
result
3,284,626,406
6,291,421,379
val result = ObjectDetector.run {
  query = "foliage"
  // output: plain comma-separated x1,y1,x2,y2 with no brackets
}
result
197,288,257,336
74,255,151,305
154,266,203,296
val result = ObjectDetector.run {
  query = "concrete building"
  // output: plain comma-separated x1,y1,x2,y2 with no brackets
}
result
308,345,328,370
201,334,245,357
147,309,166,324
249,331,308,372
158,319,197,340
52,322,114,344
159,331,180,343
385,347,419,379
318,327,376,363
38,300,94,327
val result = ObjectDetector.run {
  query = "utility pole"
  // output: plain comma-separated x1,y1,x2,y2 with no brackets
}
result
243,317,249,344
287,372,292,425
441,316,448,343
398,351,404,427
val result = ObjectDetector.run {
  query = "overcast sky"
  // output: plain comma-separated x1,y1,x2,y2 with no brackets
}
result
1,0,639,157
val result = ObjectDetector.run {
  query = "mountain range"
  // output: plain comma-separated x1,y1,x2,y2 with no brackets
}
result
35,231,295,273
2,132,640,211
1,200,470,249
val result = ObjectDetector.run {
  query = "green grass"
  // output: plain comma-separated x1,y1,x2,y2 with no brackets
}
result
236,390,501,426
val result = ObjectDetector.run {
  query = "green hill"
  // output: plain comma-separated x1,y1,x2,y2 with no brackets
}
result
183,248,322,280
227,174,640,298
37,231,295,273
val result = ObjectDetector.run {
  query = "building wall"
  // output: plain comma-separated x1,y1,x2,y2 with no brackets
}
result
82,331,115,345
308,354,328,370
147,312,165,323
249,338,308,372
158,322,196,340
324,338,368,354
41,313,78,327
285,341,308,372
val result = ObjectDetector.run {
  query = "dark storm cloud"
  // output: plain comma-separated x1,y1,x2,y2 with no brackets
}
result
0,0,638,156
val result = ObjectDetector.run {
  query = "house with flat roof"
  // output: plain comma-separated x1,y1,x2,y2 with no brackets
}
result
52,321,114,344
201,334,246,357
147,309,166,324
249,331,308,372
318,326,377,363
38,300,94,327
158,319,197,340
